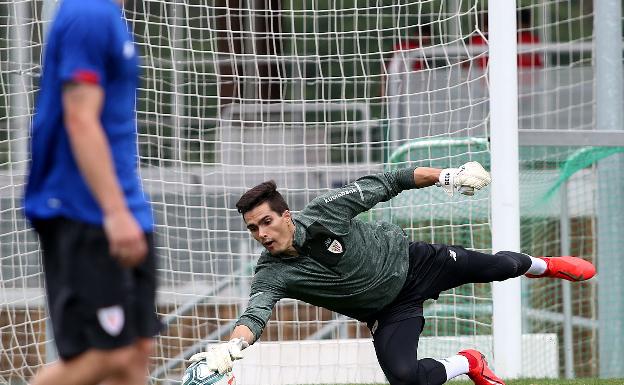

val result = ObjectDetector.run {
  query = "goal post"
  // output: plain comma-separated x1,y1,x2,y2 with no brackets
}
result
595,0,624,378
489,0,522,378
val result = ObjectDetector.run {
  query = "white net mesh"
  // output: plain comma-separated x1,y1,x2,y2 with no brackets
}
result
1,1,50,383
0,0,613,384
520,146,600,379
517,1,599,379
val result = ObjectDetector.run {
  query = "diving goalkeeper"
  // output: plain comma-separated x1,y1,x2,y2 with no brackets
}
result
192,162,595,385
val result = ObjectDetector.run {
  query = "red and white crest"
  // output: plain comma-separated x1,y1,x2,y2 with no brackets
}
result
97,305,125,336
327,239,343,254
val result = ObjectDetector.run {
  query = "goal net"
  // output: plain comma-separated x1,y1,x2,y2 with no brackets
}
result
131,2,497,383
515,1,605,380
0,0,612,384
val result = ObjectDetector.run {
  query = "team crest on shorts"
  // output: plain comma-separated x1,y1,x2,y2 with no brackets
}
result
97,305,125,336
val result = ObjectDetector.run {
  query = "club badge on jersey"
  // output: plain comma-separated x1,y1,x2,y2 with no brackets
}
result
327,239,343,254
301,222,346,267
123,41,135,59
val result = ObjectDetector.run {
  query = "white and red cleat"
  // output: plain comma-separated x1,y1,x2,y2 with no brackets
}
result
525,256,596,282
458,349,505,385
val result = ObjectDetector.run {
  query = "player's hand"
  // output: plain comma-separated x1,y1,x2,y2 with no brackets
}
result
437,161,491,196
103,209,148,268
189,338,249,374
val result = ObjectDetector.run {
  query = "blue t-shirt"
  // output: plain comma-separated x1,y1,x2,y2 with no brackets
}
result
24,0,153,231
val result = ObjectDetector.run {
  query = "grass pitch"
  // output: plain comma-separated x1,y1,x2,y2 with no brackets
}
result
345,380,623,385
452,380,624,385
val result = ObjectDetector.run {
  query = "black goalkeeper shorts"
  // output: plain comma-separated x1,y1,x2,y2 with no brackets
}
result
366,243,531,385
34,217,162,360
368,242,531,332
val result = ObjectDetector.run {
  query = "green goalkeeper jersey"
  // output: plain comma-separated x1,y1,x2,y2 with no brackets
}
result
235,168,418,340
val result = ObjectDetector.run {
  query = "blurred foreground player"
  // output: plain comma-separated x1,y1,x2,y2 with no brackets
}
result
191,163,595,385
24,0,160,384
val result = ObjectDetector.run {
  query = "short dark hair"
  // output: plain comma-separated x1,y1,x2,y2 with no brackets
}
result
236,180,289,216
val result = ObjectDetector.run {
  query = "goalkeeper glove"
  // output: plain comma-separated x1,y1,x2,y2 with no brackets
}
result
437,161,491,196
188,338,249,374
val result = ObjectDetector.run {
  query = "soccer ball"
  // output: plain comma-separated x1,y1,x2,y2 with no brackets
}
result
182,360,236,385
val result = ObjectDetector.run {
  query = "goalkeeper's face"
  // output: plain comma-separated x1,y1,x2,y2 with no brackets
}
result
244,202,296,256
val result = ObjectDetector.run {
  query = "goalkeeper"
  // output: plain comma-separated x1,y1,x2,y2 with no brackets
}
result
192,162,595,385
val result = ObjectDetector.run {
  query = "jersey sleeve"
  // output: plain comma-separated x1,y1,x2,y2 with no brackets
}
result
234,266,287,341
301,168,417,235
57,9,111,85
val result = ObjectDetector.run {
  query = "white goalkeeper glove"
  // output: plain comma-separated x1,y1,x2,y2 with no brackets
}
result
188,338,249,374
437,161,491,196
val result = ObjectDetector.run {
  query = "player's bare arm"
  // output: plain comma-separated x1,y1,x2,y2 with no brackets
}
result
63,82,147,267
229,325,255,345
413,167,441,188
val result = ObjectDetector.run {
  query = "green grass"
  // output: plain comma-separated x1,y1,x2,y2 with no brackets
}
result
341,381,624,385
453,380,623,385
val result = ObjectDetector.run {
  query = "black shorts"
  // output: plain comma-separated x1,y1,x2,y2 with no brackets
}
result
34,217,162,360
366,243,531,385
366,242,438,332
367,242,531,334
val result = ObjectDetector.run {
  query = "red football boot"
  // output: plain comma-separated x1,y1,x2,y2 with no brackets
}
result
525,256,596,282
458,349,505,385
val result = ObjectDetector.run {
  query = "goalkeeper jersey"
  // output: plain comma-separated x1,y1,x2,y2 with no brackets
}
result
236,168,417,340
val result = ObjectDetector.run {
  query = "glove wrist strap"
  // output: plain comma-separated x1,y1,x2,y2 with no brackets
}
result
438,168,457,196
